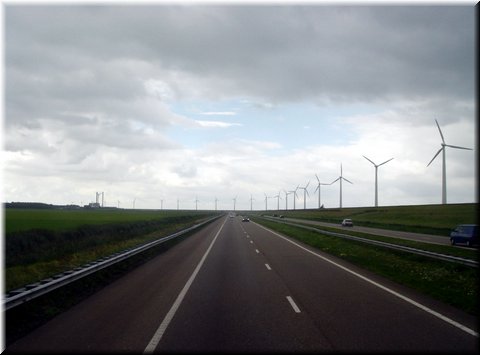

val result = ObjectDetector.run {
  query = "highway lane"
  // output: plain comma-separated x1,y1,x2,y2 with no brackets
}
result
153,215,332,352
6,217,226,353
6,215,478,353
274,216,453,245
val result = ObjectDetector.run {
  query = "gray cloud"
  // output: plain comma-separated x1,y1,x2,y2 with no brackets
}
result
6,5,474,107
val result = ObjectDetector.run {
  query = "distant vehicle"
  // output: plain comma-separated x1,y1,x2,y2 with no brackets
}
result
229,214,235,218
341,219,353,227
450,224,478,247
279,215,285,218
242,217,250,222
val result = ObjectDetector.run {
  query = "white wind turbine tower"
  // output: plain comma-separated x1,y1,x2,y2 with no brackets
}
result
194,196,199,211
232,196,237,211
283,190,291,210
215,197,218,211
289,185,299,210
264,193,271,211
250,195,255,211
273,191,282,210
363,156,394,207
427,119,472,204
297,181,310,209
314,174,331,209
330,164,353,208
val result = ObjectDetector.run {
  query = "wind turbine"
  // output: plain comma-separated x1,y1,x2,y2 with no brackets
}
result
264,193,271,211
330,164,353,208
297,181,310,209
289,185,299,210
273,191,282,210
250,194,255,211
427,119,472,204
215,197,218,211
283,189,292,210
194,196,199,211
363,156,394,207
232,196,237,211
314,174,331,209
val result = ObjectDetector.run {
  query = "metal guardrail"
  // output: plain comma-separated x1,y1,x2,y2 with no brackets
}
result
3,215,222,311
260,216,478,268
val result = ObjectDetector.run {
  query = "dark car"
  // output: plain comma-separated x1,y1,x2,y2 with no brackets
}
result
450,224,478,247
341,219,353,227
242,217,250,222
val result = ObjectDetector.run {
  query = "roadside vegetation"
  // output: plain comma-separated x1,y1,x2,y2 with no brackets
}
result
249,203,477,236
5,209,218,291
252,217,478,316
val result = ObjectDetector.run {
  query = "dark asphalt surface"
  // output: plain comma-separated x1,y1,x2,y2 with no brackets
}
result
277,216,453,245
6,215,478,353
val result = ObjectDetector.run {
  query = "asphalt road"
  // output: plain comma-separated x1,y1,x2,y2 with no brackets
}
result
6,215,478,353
276,216,453,245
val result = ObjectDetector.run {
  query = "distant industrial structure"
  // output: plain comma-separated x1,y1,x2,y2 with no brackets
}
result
84,192,104,208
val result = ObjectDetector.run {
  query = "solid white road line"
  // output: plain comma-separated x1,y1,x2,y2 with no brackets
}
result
144,218,227,353
255,249,260,254
265,263,272,270
254,222,478,338
286,296,301,313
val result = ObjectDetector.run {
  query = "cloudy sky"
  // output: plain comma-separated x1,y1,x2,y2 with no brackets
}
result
2,2,477,211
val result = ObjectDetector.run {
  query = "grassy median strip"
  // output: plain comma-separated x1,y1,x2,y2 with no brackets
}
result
271,218,478,261
253,218,478,316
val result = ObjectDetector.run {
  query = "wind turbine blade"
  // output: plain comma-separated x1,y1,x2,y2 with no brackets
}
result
363,155,376,166
315,173,320,183
343,177,353,184
427,147,443,167
435,119,445,144
378,157,394,167
445,144,472,151
305,180,310,189
306,189,310,196
331,177,340,184
314,185,319,193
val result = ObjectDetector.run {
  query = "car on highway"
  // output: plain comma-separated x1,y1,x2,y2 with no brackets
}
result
341,219,353,227
450,224,478,247
242,217,250,222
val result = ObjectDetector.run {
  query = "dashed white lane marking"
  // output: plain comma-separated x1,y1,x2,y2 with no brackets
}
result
250,240,253,244
255,249,260,254
286,296,301,313
144,218,227,353
254,222,478,338
265,263,272,270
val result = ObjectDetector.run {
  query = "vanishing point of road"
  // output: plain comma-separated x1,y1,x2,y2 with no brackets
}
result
6,215,478,353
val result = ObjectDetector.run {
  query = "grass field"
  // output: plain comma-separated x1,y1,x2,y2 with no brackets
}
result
4,208,212,234
4,208,219,291
248,203,477,236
